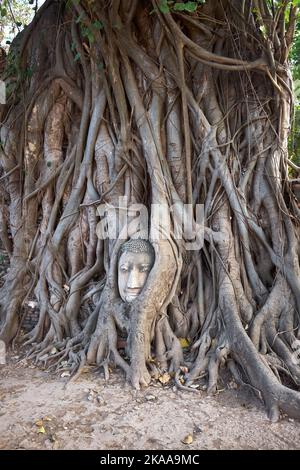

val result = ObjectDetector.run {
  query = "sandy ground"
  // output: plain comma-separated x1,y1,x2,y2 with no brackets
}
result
0,354,300,451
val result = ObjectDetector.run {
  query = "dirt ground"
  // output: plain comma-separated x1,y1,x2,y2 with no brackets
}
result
0,353,300,451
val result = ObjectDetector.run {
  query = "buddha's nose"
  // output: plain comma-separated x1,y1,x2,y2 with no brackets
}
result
127,267,142,289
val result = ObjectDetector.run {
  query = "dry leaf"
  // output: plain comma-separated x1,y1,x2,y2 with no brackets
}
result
61,371,70,378
151,371,160,381
35,420,44,427
159,372,171,385
179,338,190,348
44,416,52,422
182,434,193,445
148,357,157,364
50,347,57,355
96,395,106,405
37,426,46,434
145,394,156,401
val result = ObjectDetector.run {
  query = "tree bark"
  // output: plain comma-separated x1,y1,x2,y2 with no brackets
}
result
0,0,300,420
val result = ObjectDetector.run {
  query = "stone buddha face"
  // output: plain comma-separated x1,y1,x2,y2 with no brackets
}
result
118,239,155,303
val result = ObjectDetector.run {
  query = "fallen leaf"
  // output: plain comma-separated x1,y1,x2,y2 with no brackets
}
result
228,380,238,390
148,357,157,364
44,416,52,422
145,394,156,401
50,347,57,355
96,395,106,405
35,420,44,427
37,426,46,434
159,373,171,385
61,371,71,378
179,338,190,348
151,371,160,381
182,434,193,445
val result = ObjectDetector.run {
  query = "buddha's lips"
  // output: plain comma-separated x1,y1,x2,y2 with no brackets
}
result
125,289,140,296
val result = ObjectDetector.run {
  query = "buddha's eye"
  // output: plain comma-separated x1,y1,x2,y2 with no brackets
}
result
140,265,150,273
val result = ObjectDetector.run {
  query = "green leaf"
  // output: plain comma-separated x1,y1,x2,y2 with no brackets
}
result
87,31,95,44
173,3,186,11
24,67,33,79
66,0,80,8
1,7,7,17
80,25,95,44
74,52,81,62
92,20,103,30
174,2,198,12
159,0,170,14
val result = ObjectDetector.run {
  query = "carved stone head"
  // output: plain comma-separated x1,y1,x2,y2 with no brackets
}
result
118,239,155,303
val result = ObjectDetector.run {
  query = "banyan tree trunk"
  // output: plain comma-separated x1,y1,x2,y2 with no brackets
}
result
1,0,300,421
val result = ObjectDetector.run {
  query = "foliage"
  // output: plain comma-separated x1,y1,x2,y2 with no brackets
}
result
157,0,205,14
289,6,300,167
0,0,36,49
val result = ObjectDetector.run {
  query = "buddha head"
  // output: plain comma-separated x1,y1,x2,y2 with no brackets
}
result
118,238,155,303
